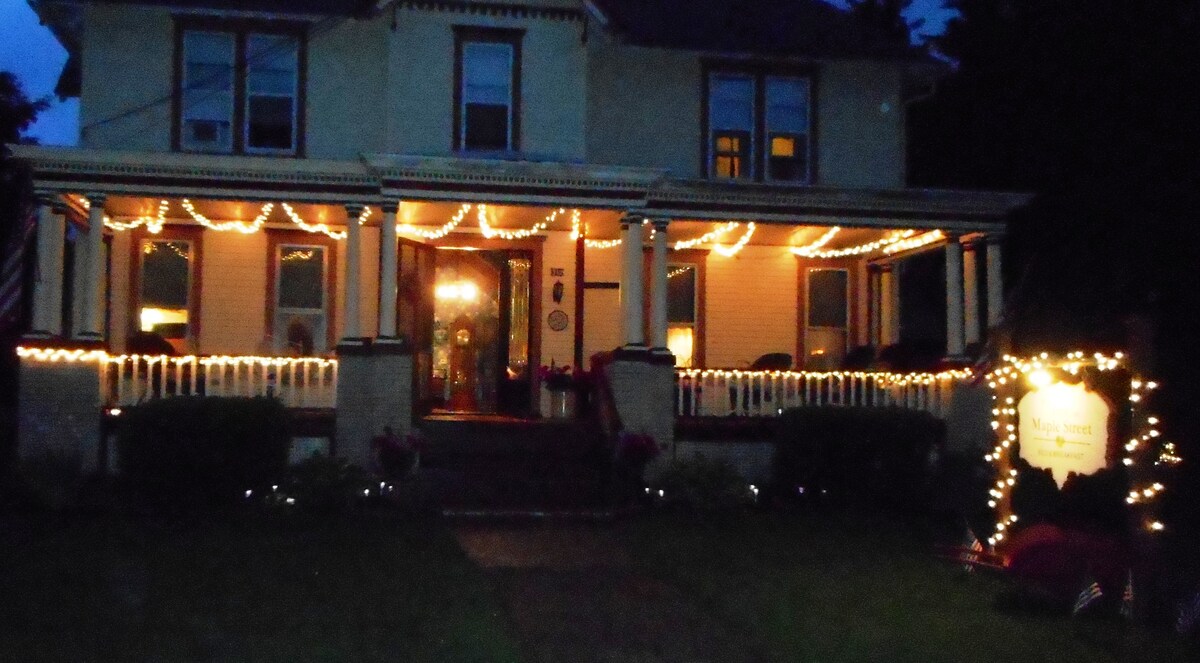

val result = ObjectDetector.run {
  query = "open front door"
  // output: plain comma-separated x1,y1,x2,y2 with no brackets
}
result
397,238,437,417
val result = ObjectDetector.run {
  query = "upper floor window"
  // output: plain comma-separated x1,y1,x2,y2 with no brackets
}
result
706,69,812,183
176,22,304,156
454,27,522,152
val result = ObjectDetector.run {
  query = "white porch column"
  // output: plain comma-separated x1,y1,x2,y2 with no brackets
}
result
879,265,899,346
342,203,363,341
649,218,670,352
28,194,65,338
963,239,981,345
945,236,966,357
76,193,105,340
619,217,645,348
986,234,1004,328
378,203,399,339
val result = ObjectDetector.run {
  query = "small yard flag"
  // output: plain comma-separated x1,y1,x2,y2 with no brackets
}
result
1072,577,1104,616
0,207,36,334
1120,570,1135,620
1177,591,1200,635
961,527,985,572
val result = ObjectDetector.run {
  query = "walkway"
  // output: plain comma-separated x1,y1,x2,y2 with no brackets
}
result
454,524,769,663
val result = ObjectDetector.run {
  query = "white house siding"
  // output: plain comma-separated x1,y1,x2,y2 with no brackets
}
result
386,6,588,160
585,41,702,177
586,37,908,187
79,4,174,151
705,245,799,369
108,231,132,352
305,17,389,159
816,61,907,189
199,230,268,355
540,231,577,368
581,244,622,362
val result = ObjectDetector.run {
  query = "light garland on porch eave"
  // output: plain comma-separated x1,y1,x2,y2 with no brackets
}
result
792,227,919,259
713,222,756,257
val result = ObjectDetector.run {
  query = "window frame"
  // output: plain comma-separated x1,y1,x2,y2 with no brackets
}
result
701,61,817,184
172,16,308,157
642,248,707,368
265,230,337,354
796,260,859,370
128,225,204,348
452,26,524,153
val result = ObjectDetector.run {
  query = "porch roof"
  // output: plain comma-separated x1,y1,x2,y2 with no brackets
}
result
11,144,1028,235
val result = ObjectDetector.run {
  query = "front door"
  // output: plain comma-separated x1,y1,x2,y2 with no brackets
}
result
429,250,533,415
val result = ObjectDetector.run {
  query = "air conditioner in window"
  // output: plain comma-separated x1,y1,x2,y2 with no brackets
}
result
189,120,221,144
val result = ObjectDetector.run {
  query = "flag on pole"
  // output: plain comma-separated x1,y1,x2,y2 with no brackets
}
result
961,527,985,572
1120,569,1134,620
1072,577,1103,616
1178,591,1200,635
0,207,37,334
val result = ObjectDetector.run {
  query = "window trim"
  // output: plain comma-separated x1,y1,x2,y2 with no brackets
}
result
128,225,205,347
452,26,524,153
265,229,337,353
172,16,308,157
701,61,818,184
796,259,859,370
642,248,707,368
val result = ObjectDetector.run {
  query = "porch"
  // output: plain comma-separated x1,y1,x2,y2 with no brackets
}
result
10,145,1024,477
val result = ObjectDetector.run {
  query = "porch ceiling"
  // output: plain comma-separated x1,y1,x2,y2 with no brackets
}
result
94,195,946,249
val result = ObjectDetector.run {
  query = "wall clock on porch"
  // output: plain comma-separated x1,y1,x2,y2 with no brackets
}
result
547,309,569,332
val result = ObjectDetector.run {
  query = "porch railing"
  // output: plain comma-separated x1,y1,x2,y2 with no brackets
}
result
101,354,338,409
675,369,972,419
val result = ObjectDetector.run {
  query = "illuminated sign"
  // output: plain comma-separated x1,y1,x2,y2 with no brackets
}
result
1017,381,1112,487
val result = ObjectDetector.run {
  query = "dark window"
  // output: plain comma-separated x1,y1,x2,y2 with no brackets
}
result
706,69,812,183
455,29,521,152
177,23,303,155
807,269,848,329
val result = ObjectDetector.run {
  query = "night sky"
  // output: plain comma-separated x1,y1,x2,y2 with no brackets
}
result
0,0,956,146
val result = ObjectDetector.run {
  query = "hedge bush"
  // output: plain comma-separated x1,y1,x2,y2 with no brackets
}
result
771,406,945,509
117,397,291,510
651,456,755,513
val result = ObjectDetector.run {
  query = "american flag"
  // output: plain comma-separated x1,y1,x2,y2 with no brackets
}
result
961,527,985,573
1120,569,1134,620
0,207,37,334
1072,578,1103,616
1178,591,1200,635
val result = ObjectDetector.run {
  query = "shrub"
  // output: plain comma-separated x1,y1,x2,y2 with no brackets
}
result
651,456,755,512
117,397,291,511
279,455,371,514
771,406,944,510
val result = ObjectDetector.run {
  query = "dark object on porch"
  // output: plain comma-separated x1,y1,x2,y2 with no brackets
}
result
771,406,944,510
841,345,876,370
875,341,944,372
125,331,177,356
117,396,291,511
750,352,793,370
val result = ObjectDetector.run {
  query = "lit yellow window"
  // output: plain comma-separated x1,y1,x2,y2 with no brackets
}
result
771,136,795,157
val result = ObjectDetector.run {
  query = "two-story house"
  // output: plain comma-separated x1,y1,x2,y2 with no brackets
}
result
12,0,1028,472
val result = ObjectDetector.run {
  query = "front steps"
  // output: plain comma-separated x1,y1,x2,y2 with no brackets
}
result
415,414,615,511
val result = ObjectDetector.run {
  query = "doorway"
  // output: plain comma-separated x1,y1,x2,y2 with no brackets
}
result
430,249,534,415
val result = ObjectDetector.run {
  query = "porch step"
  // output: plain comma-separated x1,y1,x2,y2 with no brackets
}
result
416,415,614,510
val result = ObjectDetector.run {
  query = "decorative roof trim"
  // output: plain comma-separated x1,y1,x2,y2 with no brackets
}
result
9,145,1027,227
396,1,585,22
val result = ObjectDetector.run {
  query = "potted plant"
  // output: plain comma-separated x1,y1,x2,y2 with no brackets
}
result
539,362,575,418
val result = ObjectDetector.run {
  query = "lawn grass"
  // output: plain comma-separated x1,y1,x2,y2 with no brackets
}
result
0,512,521,662
622,511,1196,663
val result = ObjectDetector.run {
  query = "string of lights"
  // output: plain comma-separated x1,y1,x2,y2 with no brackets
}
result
792,228,919,258
398,204,471,240
713,222,756,257
982,351,1178,546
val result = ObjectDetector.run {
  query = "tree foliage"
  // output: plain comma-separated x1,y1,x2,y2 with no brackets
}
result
0,71,48,146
